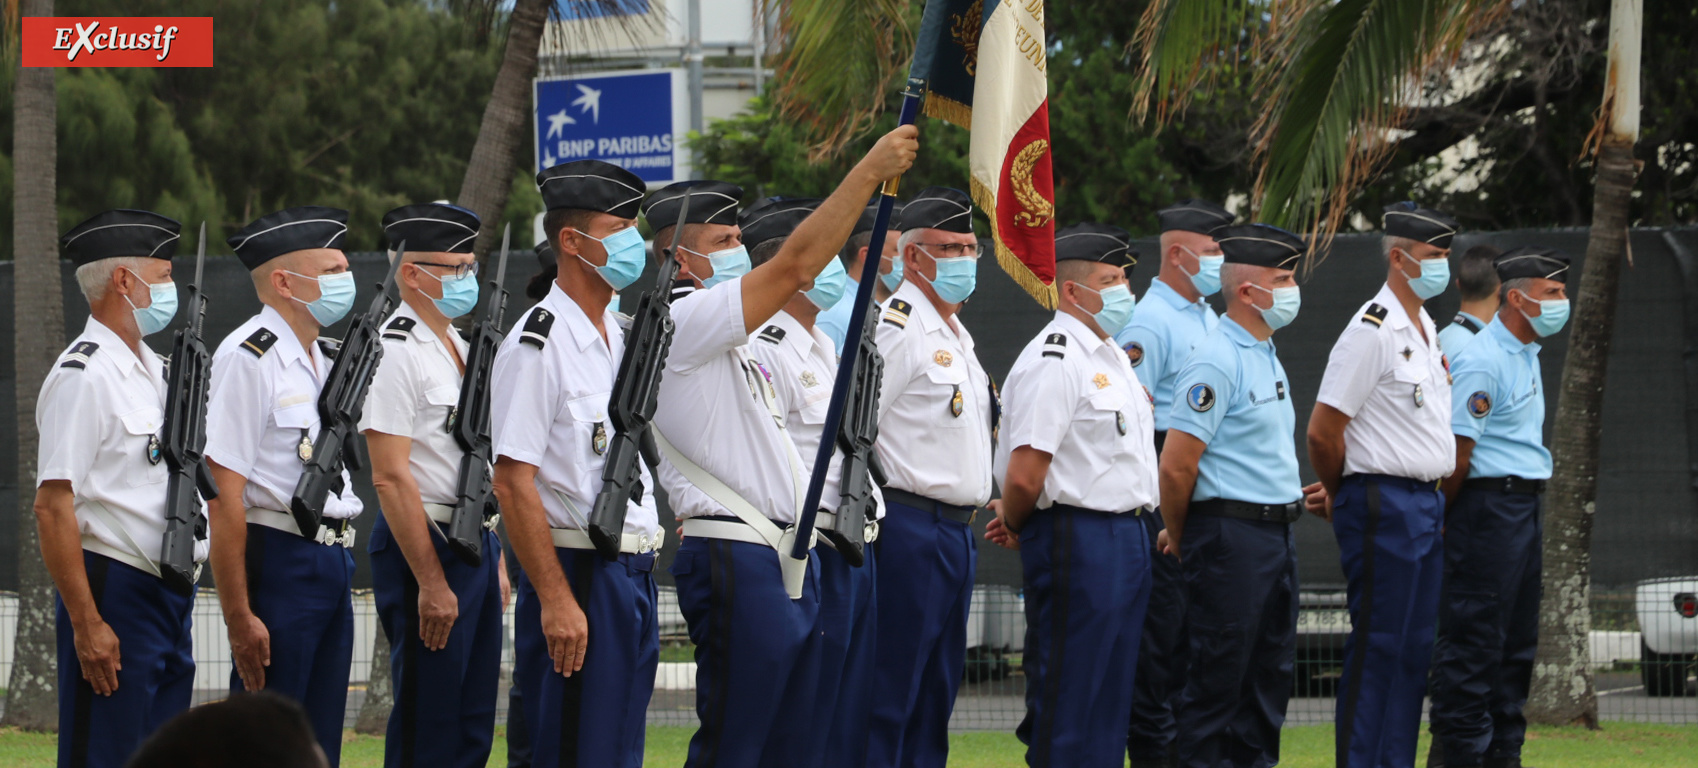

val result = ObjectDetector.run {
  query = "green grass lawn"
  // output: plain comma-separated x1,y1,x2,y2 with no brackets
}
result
1,722,1692,766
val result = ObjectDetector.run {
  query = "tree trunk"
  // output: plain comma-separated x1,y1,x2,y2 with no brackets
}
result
1525,135,1636,728
456,0,551,259
5,0,64,732
355,626,393,735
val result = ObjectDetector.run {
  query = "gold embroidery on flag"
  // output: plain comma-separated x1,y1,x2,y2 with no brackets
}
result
951,0,983,76
1012,139,1054,228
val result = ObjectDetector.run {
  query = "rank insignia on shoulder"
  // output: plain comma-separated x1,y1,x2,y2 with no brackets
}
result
1468,391,1491,418
758,325,786,345
59,340,99,369
1361,303,1389,327
882,299,913,329
520,308,555,349
1124,341,1144,367
383,316,416,341
241,329,277,358
1042,333,1067,359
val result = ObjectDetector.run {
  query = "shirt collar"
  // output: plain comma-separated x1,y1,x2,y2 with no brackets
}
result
1372,283,1416,330
1220,315,1270,349
545,281,618,352
257,304,312,368
83,316,151,378
769,310,827,359
1457,310,1488,329
894,280,972,349
1052,311,1113,358
1485,315,1539,354
1148,278,1197,311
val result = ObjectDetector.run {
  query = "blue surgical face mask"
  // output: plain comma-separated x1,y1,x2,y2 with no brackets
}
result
1074,282,1137,336
122,268,178,337
418,267,480,319
880,251,904,291
807,257,849,310
1248,283,1301,330
687,244,751,289
288,270,358,326
574,226,647,290
920,248,978,304
1398,250,1450,300
1516,289,1570,337
1181,246,1224,297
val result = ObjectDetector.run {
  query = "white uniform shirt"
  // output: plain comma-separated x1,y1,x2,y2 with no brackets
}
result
873,281,995,507
37,317,209,565
653,277,807,523
206,306,363,520
1316,284,1456,482
359,301,472,505
749,310,884,520
997,312,1159,512
489,283,658,535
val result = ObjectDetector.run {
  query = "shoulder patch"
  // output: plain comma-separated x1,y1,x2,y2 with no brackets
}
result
520,308,555,349
59,340,99,369
882,298,912,329
1186,383,1216,412
1360,302,1389,327
1467,391,1491,418
1041,333,1067,359
241,329,278,358
383,316,416,341
758,325,786,345
1124,341,1145,367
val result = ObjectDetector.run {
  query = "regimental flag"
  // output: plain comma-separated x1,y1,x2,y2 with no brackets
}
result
910,0,1057,308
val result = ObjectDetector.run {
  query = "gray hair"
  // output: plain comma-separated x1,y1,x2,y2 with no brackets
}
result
897,228,926,258
1219,261,1257,302
1499,276,1534,305
74,256,151,303
1382,235,1420,259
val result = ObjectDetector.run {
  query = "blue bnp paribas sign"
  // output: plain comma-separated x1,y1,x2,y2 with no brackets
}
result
534,69,686,185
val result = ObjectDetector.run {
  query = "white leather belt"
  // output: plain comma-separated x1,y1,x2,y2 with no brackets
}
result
246,508,356,548
681,518,817,551
550,527,664,554
422,503,501,532
814,511,880,544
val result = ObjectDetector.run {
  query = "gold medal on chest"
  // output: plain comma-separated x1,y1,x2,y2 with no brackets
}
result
934,350,953,367
297,431,315,463
801,370,819,388
1093,373,1110,390
950,385,964,418
592,422,608,455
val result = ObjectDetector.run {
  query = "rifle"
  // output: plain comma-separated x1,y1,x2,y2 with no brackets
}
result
445,225,512,566
823,306,888,567
157,223,219,593
586,192,694,558
289,245,406,538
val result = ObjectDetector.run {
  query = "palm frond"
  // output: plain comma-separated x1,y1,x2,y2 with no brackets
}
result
1129,0,1264,124
770,0,913,158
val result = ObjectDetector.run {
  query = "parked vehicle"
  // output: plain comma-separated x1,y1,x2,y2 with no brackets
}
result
1636,576,1698,697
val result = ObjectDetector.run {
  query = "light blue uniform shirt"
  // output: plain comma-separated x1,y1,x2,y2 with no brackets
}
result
1167,316,1301,504
1437,310,1488,357
1449,317,1552,480
1114,278,1219,432
816,278,858,355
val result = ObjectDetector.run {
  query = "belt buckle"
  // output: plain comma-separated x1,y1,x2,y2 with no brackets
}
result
864,519,880,544
191,562,204,585
314,525,336,546
484,513,501,532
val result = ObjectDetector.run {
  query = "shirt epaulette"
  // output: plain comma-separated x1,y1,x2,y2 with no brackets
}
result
1361,303,1389,327
520,308,555,349
241,329,278,358
758,325,786,345
882,299,913,329
59,340,99,369
383,316,416,341
1041,333,1067,359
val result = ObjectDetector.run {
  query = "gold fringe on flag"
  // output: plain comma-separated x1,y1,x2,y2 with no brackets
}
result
922,92,974,131
970,177,1057,310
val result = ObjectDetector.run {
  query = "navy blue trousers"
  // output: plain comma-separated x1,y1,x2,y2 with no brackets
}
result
56,553,195,768
1429,489,1543,766
811,540,879,768
1128,506,1187,762
1017,507,1151,768
1332,474,1445,768
867,501,977,768
514,547,659,768
233,523,355,766
670,535,821,768
370,517,503,768
1174,515,1297,768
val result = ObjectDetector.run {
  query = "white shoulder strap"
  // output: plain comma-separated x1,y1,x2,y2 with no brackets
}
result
653,429,788,550
82,499,164,579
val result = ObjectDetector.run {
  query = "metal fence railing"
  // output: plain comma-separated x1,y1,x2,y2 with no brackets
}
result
0,585,1691,730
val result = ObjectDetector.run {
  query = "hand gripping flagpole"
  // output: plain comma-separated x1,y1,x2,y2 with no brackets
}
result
784,79,926,594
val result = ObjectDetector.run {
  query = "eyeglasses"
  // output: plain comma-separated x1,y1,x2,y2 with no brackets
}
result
916,242,981,259
414,261,480,280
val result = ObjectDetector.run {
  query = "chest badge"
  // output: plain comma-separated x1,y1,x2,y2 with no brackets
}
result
146,434,163,465
800,370,820,388
1401,346,1413,361
297,431,315,463
950,384,964,418
1116,410,1127,436
934,349,954,367
1092,373,1110,390
1413,383,1426,408
445,406,459,433
592,422,608,455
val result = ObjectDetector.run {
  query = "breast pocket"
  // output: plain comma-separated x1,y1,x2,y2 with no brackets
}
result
800,384,831,426
272,401,318,431
1086,390,1133,454
1392,364,1430,410
424,385,459,433
924,365,970,427
119,407,167,487
567,393,610,460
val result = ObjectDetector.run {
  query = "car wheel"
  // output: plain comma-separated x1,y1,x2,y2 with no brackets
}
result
1641,639,1695,697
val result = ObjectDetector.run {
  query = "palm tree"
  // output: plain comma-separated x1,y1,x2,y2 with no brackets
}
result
456,0,554,259
5,0,65,731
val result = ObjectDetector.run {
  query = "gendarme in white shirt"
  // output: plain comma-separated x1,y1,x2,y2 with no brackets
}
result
489,282,658,535
997,312,1160,513
653,276,807,523
206,305,363,521
359,301,473,505
1316,283,1456,482
873,281,995,507
37,317,210,569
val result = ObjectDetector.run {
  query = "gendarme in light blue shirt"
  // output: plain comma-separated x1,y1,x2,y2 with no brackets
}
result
1166,316,1301,504
1436,310,1489,357
1114,278,1219,432
1449,316,1552,480
816,277,858,354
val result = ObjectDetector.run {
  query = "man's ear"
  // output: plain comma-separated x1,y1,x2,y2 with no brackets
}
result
270,268,292,300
